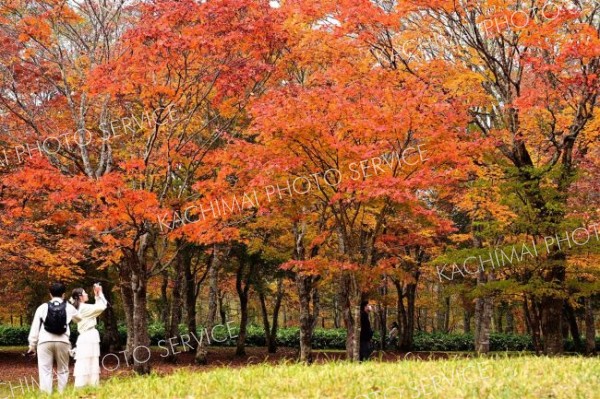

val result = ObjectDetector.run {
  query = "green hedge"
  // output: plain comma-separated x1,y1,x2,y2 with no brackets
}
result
410,332,533,351
2,324,597,352
0,325,30,346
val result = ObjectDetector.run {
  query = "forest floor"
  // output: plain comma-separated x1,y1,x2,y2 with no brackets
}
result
9,354,600,399
0,345,464,386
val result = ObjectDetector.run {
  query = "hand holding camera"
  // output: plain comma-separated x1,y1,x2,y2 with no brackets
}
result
93,282,103,296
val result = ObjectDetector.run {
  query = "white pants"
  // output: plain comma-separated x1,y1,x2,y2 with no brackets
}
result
37,341,70,393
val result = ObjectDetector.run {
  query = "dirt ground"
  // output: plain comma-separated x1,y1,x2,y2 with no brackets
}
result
0,346,462,387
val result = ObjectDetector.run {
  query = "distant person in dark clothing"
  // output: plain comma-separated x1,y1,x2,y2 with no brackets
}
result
359,300,374,361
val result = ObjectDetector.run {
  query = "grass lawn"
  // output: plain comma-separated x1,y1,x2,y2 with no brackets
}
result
17,354,599,399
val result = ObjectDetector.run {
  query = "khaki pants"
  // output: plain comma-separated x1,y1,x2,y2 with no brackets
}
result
37,341,70,393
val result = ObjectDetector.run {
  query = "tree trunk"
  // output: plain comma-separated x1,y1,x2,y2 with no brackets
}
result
333,297,340,329
218,291,227,325
165,245,187,363
269,277,284,353
541,295,565,354
184,253,197,348
524,295,543,354
524,303,532,335
352,296,361,361
195,244,221,364
235,255,253,357
506,304,515,334
474,270,493,354
394,279,406,349
291,217,321,361
207,245,220,329
540,257,566,355
100,281,121,352
236,289,249,357
259,291,273,353
463,309,472,334
339,273,360,360
297,274,318,362
564,300,581,351
584,296,596,355
444,296,450,333
130,268,150,374
97,267,121,353
495,302,505,333
401,281,417,350
159,270,170,329
378,304,387,350
561,313,570,340
435,284,445,332
378,277,388,350
119,266,135,363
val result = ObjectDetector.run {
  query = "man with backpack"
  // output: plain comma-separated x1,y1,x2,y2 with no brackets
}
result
27,282,82,393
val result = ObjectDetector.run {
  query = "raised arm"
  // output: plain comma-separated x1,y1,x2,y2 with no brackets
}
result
93,292,108,314
79,290,108,319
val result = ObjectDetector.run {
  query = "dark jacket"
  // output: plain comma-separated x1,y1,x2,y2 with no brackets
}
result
360,310,373,342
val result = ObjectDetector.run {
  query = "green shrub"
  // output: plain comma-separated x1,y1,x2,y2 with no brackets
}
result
0,325,29,346
208,323,239,346
276,327,300,347
246,325,266,346
412,332,474,351
311,328,347,349
1,324,597,353
489,333,533,351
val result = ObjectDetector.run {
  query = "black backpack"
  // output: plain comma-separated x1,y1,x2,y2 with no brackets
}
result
42,300,67,335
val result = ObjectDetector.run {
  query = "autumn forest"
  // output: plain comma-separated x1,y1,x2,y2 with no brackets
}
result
0,0,599,387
